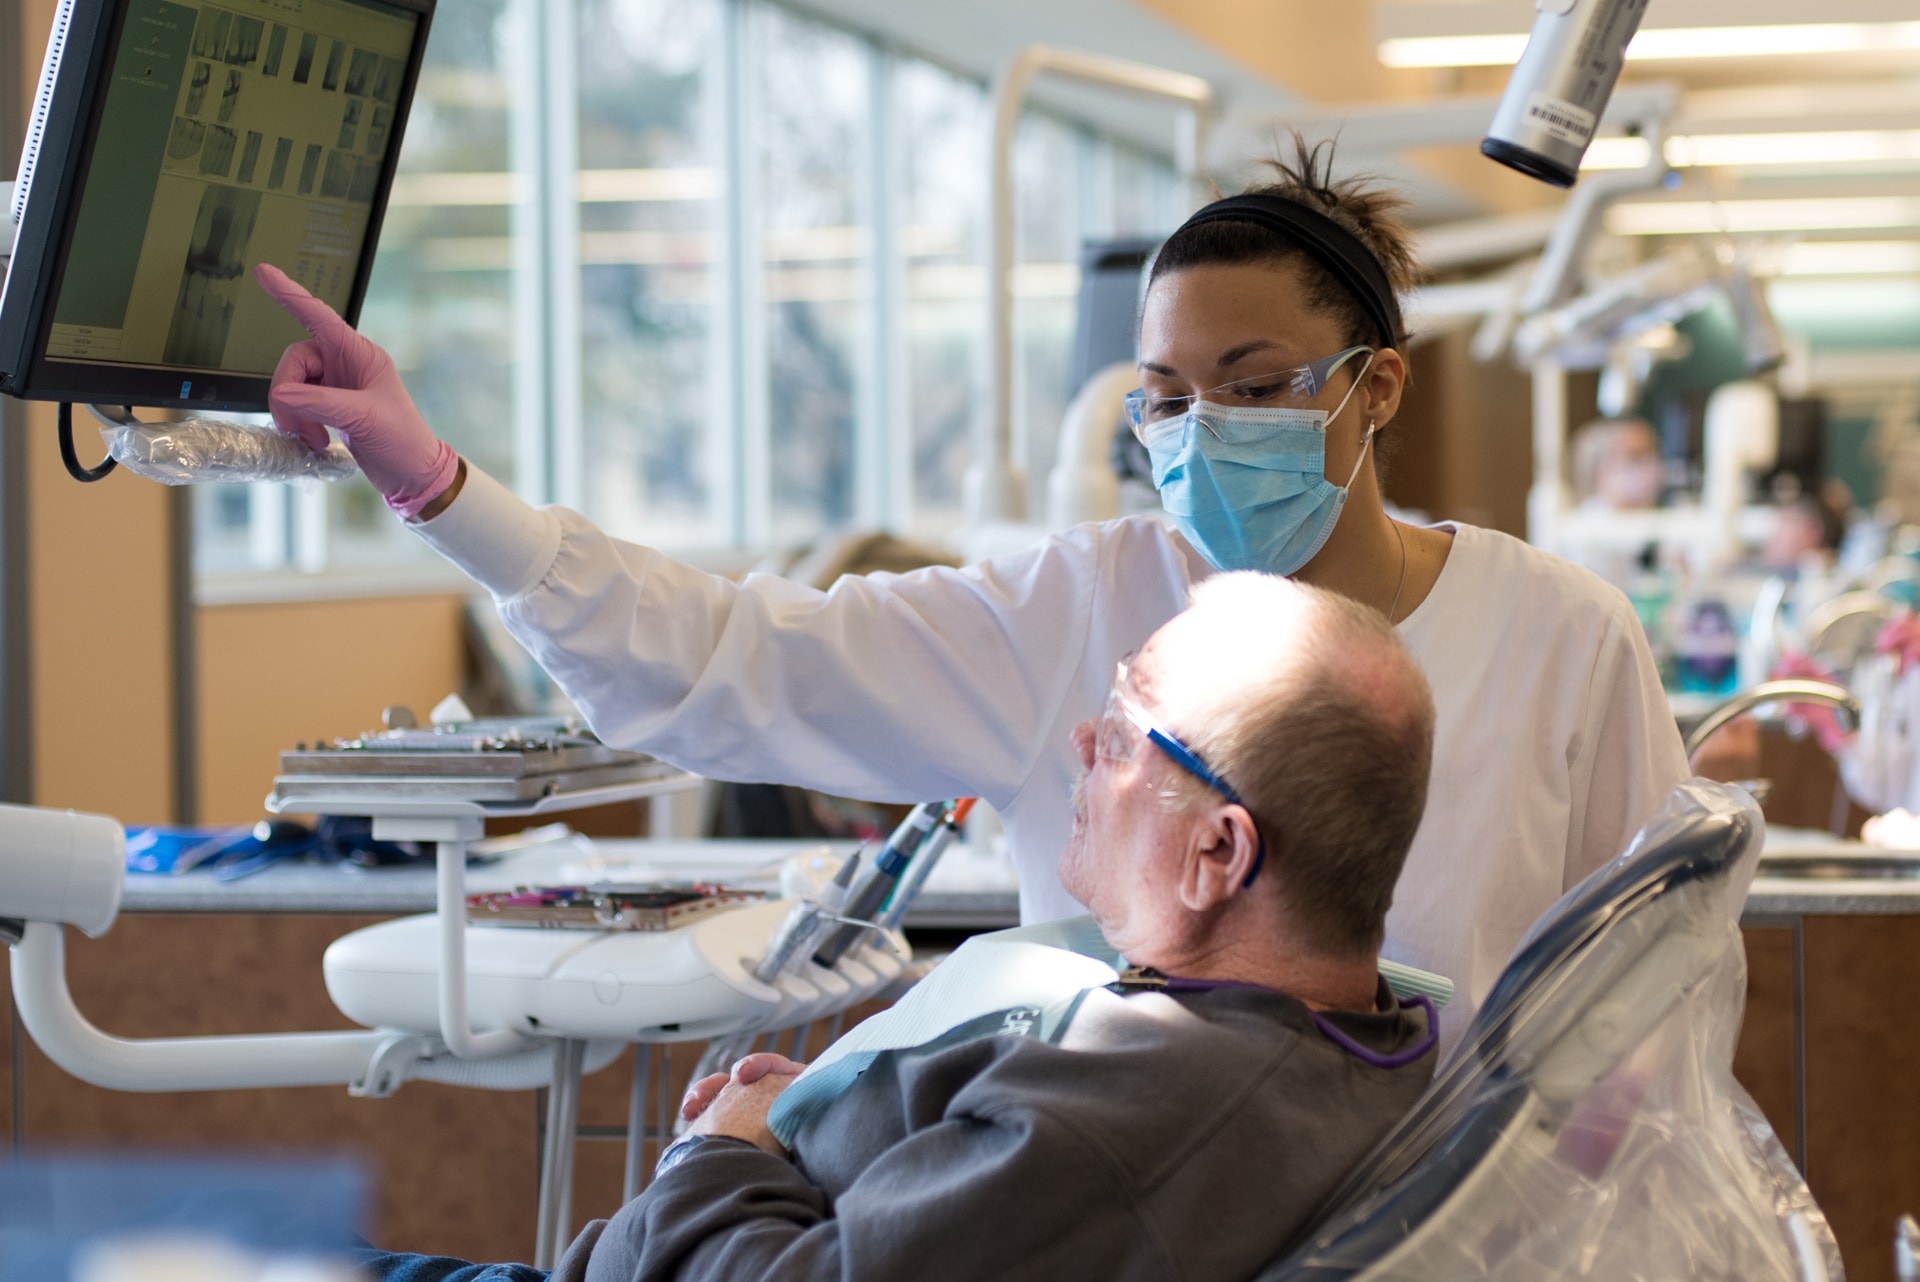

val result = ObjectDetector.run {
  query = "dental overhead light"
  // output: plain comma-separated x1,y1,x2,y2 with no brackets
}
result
1513,245,1720,368
1512,241,1784,375
1481,0,1654,188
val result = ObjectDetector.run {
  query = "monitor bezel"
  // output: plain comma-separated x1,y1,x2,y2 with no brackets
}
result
0,0,435,414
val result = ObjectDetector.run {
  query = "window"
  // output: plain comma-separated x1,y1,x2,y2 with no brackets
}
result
577,0,724,550
195,0,1179,585
750,6,872,544
895,59,985,538
351,0,519,566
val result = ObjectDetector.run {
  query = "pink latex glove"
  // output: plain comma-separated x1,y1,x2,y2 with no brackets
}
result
254,263,458,518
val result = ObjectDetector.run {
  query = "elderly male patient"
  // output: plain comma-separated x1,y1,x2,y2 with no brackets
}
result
361,572,1439,1282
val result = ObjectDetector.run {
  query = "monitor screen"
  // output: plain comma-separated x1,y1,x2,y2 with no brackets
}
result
0,0,432,412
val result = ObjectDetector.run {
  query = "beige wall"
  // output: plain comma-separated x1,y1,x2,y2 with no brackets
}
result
1388,330,1536,535
23,403,179,820
11,0,174,822
196,594,468,824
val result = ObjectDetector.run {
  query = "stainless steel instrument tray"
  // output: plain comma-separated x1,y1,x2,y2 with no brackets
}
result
274,716,678,801
278,742,633,778
271,761,676,803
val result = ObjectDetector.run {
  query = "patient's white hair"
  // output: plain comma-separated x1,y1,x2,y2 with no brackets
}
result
1159,572,1434,958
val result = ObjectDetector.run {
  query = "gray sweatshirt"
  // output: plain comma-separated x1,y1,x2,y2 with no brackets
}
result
553,979,1433,1282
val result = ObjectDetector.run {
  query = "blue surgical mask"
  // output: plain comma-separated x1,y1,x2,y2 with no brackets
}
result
1146,363,1374,575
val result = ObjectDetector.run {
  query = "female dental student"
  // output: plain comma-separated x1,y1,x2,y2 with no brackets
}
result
256,142,1687,1037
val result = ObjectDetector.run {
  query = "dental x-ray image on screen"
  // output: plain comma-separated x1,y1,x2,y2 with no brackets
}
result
163,184,260,369
0,0,434,412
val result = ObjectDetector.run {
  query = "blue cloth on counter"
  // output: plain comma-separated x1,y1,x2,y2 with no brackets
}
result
124,826,269,874
125,817,427,880
353,1249,547,1282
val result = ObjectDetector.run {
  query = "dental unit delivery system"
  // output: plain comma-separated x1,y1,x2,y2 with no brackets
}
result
0,783,980,1095
1,781,967,1269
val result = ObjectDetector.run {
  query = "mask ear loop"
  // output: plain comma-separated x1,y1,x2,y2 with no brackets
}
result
1345,420,1379,489
1330,351,1379,491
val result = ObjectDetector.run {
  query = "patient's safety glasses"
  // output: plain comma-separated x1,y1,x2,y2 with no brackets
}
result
1123,344,1373,445
1096,657,1265,886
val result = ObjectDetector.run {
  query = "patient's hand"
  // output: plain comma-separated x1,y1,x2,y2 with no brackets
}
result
686,1053,805,1157
681,1052,804,1123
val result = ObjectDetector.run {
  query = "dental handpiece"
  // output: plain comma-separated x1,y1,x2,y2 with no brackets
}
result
818,847,861,915
877,797,976,931
747,847,864,984
752,899,825,984
812,803,941,968
757,848,862,982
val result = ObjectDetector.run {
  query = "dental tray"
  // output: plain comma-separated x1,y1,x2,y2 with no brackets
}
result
273,716,681,802
467,883,768,931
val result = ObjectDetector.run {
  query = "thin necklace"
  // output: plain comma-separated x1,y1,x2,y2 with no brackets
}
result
1387,519,1408,624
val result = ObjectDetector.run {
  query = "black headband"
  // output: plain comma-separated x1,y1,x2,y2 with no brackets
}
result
1171,194,1402,351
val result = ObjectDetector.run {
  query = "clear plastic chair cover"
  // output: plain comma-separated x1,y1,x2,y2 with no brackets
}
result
1262,780,1841,1282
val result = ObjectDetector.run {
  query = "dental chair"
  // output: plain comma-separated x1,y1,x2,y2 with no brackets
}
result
1259,779,1840,1282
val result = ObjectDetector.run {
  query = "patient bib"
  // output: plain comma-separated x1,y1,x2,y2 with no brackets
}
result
768,917,1115,1145
767,917,1453,1147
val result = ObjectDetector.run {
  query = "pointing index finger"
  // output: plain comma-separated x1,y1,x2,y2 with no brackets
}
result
254,262,350,349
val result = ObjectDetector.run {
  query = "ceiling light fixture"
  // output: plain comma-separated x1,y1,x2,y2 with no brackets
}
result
1380,21,1920,68
1779,241,1920,276
1581,130,1920,171
1609,196,1920,236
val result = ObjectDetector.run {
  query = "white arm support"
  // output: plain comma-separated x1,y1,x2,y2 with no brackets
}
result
11,920,393,1092
435,834,534,1058
0,802,126,936
10,919,618,1096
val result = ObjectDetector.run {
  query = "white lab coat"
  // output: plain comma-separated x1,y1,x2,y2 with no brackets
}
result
416,464,1689,1046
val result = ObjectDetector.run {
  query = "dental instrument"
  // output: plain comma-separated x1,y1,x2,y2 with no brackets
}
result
878,798,979,931
814,803,943,967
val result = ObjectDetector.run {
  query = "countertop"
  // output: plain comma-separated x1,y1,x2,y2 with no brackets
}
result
118,828,1920,927
119,836,1025,930
1744,827,1920,918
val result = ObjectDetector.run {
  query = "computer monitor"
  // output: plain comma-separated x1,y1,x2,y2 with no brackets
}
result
0,0,433,414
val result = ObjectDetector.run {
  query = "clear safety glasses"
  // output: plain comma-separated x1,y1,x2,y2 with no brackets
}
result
1123,344,1373,448
1096,656,1266,886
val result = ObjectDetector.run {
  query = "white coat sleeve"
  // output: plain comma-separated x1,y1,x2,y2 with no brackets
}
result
1562,598,1692,889
410,463,1099,808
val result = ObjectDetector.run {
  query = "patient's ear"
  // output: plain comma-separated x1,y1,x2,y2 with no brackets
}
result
1180,803,1261,911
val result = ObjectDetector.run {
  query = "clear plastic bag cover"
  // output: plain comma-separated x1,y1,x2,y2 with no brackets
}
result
1837,650,1920,814
1265,780,1843,1282
101,420,357,485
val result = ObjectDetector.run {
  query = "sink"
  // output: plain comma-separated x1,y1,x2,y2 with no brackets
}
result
1760,827,1920,880
1757,855,1920,881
